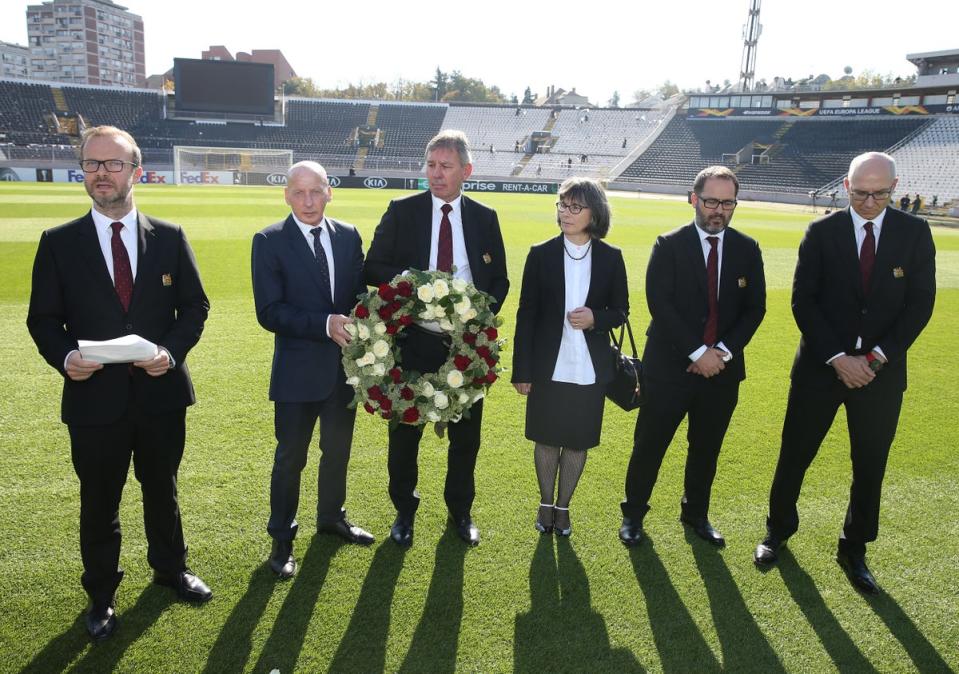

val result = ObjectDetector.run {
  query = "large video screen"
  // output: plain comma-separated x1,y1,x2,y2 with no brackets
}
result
174,58,274,115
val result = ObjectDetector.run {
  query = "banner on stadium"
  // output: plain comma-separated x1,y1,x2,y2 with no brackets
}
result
688,104,954,119
402,177,558,194
0,167,174,183
178,170,233,185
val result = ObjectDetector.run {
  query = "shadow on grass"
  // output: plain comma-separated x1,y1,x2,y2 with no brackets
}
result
866,589,953,672
326,538,407,672
65,584,171,673
777,548,878,673
514,536,644,673
397,525,467,672
201,565,275,673
253,534,339,674
686,529,785,672
21,614,87,674
628,539,720,673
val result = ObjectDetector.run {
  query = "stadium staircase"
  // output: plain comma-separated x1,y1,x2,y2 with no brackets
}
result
353,104,380,170
51,87,69,113
510,111,559,176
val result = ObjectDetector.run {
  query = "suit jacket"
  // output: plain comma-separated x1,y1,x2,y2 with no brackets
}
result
27,211,209,425
252,215,365,402
364,190,509,313
790,206,936,390
511,236,628,386
643,222,766,385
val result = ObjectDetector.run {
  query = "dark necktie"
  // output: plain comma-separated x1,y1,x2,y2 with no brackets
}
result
703,235,719,346
310,226,333,301
437,203,453,273
110,221,134,312
860,221,875,293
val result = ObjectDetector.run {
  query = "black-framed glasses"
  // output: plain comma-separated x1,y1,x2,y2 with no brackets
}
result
79,159,139,173
556,201,588,214
849,189,892,202
698,196,738,210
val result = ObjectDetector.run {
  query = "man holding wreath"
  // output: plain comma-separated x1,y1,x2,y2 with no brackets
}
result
365,130,509,547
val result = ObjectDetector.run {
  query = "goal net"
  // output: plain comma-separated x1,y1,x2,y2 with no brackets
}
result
173,146,293,184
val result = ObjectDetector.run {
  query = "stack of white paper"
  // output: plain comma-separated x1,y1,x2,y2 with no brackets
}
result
78,335,158,364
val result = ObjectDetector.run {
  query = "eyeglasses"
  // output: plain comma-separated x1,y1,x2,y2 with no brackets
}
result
79,159,139,173
849,189,892,202
556,201,588,214
697,196,738,210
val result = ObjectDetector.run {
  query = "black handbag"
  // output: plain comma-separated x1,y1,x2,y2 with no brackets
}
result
606,316,645,411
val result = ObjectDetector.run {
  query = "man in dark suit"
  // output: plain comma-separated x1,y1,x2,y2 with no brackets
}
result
365,130,509,547
620,166,766,547
252,162,374,579
27,126,211,642
754,152,936,594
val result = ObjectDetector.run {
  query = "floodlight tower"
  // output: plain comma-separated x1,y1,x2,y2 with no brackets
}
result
739,0,762,91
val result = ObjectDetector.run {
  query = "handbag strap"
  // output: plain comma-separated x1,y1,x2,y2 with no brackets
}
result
610,312,639,358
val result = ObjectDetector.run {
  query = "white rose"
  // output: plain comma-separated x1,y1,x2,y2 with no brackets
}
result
356,352,375,367
419,309,433,321
452,278,468,293
357,323,370,340
454,297,471,315
421,382,435,397
447,370,464,389
374,322,387,335
427,411,441,422
459,392,470,404
372,339,390,359
372,363,385,376
434,392,449,409
432,279,450,299
417,284,435,303
431,304,447,319
344,323,357,336
463,308,477,321
346,376,360,386
439,318,454,332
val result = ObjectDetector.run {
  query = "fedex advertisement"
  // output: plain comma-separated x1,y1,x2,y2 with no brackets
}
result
0,167,175,183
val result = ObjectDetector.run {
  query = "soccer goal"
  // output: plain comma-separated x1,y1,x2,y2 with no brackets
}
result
173,146,293,185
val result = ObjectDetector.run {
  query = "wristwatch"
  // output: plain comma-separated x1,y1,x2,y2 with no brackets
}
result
721,350,732,363
866,352,883,372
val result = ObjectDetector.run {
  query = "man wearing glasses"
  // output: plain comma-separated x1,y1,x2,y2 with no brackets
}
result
27,126,212,641
755,152,936,595
620,166,766,547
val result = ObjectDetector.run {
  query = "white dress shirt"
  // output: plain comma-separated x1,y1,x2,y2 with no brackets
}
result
551,239,596,385
689,226,731,362
429,193,473,284
91,206,138,281
292,214,336,338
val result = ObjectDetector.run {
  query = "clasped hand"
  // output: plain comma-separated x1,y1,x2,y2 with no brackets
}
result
687,348,727,378
832,354,876,389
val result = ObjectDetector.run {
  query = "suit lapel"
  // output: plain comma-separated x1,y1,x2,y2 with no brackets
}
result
682,223,708,297
416,191,433,271
328,218,350,308
584,237,602,307
77,211,124,312
718,228,736,302
836,208,863,296
460,194,483,275
129,211,156,311
547,236,566,312
870,208,898,295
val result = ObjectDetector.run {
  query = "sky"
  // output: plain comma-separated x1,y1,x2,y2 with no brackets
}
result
2,0,956,105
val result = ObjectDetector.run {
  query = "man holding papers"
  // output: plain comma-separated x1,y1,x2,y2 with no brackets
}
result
26,126,211,641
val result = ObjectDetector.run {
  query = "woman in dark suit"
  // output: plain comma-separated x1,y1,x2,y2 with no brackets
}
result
512,177,629,536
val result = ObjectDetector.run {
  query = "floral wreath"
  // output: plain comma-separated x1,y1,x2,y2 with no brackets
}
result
342,269,504,427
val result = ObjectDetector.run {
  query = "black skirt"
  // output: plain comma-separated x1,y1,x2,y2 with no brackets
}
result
525,380,607,450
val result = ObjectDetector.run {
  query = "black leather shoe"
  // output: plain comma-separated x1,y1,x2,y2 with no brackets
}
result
390,514,414,547
153,570,213,603
619,517,644,546
836,551,880,595
84,603,116,642
318,518,375,546
535,503,554,535
450,515,480,546
269,540,296,579
680,515,725,547
553,507,572,537
754,536,784,566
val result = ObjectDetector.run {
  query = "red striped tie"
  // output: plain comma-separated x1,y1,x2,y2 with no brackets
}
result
703,236,719,346
111,221,133,312
860,221,875,293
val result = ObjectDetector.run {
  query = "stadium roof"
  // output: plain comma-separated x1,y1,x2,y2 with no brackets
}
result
906,48,959,63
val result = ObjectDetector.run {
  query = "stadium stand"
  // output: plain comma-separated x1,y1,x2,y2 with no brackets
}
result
891,116,959,203
440,105,550,177
61,86,163,129
0,80,65,145
366,102,446,163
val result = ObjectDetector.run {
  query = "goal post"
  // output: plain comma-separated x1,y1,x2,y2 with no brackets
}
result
173,146,293,184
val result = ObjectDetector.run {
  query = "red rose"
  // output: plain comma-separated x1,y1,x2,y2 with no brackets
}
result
389,301,402,313
386,323,399,335
485,371,498,384
367,385,383,400
476,346,491,358
484,327,498,340
401,387,414,400
399,315,413,326
363,403,375,414
377,284,395,301
402,407,420,423
380,398,393,412
389,368,402,384
355,304,370,319
484,355,496,367
463,332,477,345
472,377,486,387
396,281,413,297
381,410,393,419
454,355,472,371
378,306,394,320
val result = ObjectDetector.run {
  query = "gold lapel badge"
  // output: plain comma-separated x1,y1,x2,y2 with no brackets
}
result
162,273,173,286
893,267,904,278
737,277,747,288
482,253,492,264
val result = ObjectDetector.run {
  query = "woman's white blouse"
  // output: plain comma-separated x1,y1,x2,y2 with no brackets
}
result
551,240,596,385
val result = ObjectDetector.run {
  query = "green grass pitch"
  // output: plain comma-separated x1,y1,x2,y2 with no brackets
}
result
1,183,957,672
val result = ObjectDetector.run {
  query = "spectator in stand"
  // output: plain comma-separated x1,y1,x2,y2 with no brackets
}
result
899,194,911,211
911,194,922,214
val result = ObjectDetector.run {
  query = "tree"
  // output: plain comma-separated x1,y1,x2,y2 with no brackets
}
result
282,76,320,97
630,89,652,106
657,80,679,99
433,67,448,101
608,91,620,108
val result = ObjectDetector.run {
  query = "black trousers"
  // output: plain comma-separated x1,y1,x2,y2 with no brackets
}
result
68,406,188,606
621,375,740,522
268,379,357,542
767,374,903,557
388,326,484,519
